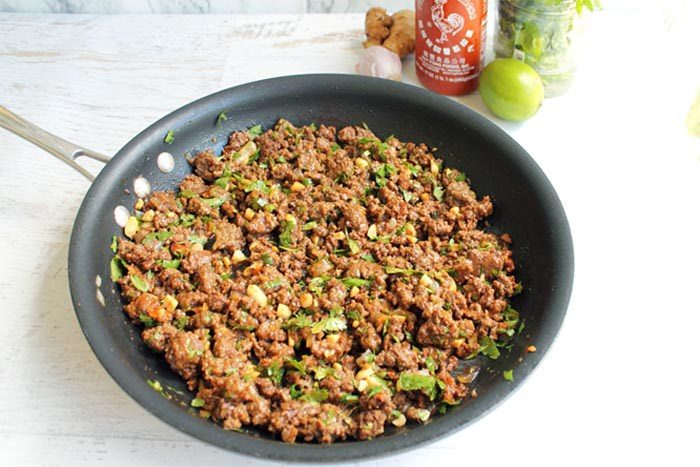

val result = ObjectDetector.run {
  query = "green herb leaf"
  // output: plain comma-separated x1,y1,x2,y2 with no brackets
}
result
188,235,208,246
160,258,181,269
248,124,263,137
302,221,318,231
261,253,275,266
266,278,286,290
264,361,285,386
360,253,376,263
384,265,419,275
110,235,118,253
313,366,337,381
164,130,175,144
216,112,228,126
397,372,440,400
308,276,329,296
174,315,188,330
110,256,125,281
143,230,173,244
244,179,270,195
279,218,296,249
139,313,156,327
201,196,228,208
425,356,437,373
289,384,303,399
401,189,413,202
300,388,329,404
347,236,361,255
130,275,150,292
283,313,313,330
478,336,501,360
339,393,359,404
433,185,444,201
311,308,346,334
285,358,306,374
191,397,206,407
340,277,371,288
503,369,514,381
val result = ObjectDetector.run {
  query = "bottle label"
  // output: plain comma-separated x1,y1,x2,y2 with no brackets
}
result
416,0,487,84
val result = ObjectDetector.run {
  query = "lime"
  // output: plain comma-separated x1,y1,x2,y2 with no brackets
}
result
479,59,544,122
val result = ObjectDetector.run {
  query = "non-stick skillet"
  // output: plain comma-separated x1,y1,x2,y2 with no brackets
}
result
0,74,573,462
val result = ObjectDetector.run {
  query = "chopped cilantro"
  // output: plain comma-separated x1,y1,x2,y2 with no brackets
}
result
311,308,346,334
139,313,156,327
191,397,206,407
397,372,440,400
216,112,227,126
248,124,263,137
340,277,371,288
300,388,329,404
110,256,125,281
433,184,444,201
130,275,150,292
164,130,175,144
503,369,514,381
478,336,501,360
110,235,118,253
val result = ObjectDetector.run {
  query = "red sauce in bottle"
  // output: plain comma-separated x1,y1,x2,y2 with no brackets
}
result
415,0,488,95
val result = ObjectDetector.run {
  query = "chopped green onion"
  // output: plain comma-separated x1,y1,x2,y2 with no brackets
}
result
164,130,175,144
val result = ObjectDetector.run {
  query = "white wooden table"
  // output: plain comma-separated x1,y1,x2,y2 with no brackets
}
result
0,10,698,466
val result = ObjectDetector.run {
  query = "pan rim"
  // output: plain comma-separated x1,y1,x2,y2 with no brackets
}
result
68,73,574,462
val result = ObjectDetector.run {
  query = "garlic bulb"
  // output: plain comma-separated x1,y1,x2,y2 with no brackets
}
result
356,45,402,81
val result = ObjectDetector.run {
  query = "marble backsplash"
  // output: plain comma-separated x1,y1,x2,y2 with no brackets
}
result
0,0,413,14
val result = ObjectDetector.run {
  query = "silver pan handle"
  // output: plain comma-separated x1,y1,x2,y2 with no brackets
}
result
0,105,110,181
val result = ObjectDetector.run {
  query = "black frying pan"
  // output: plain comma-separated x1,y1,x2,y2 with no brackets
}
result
0,74,573,462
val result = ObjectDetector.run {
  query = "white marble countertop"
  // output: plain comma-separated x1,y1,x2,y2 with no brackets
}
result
0,9,698,467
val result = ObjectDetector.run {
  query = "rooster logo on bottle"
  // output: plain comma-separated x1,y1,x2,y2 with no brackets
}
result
423,0,476,44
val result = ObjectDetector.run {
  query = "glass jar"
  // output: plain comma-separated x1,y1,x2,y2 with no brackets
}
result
495,0,582,97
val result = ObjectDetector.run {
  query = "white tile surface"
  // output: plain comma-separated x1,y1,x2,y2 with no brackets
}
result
0,4,698,467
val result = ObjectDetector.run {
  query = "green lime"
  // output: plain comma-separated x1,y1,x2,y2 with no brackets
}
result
478,59,544,122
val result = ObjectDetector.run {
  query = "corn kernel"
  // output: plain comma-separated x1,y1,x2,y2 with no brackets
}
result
367,224,377,239
299,292,313,308
355,158,369,169
232,250,247,264
420,274,440,293
246,284,268,307
141,209,155,222
124,216,139,239
162,295,178,312
290,181,305,192
276,303,291,319
245,208,255,220
391,412,407,427
134,198,144,210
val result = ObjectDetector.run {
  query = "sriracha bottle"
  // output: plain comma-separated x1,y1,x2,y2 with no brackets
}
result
415,0,488,95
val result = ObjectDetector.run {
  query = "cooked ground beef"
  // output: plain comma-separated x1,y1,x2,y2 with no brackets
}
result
111,120,521,443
